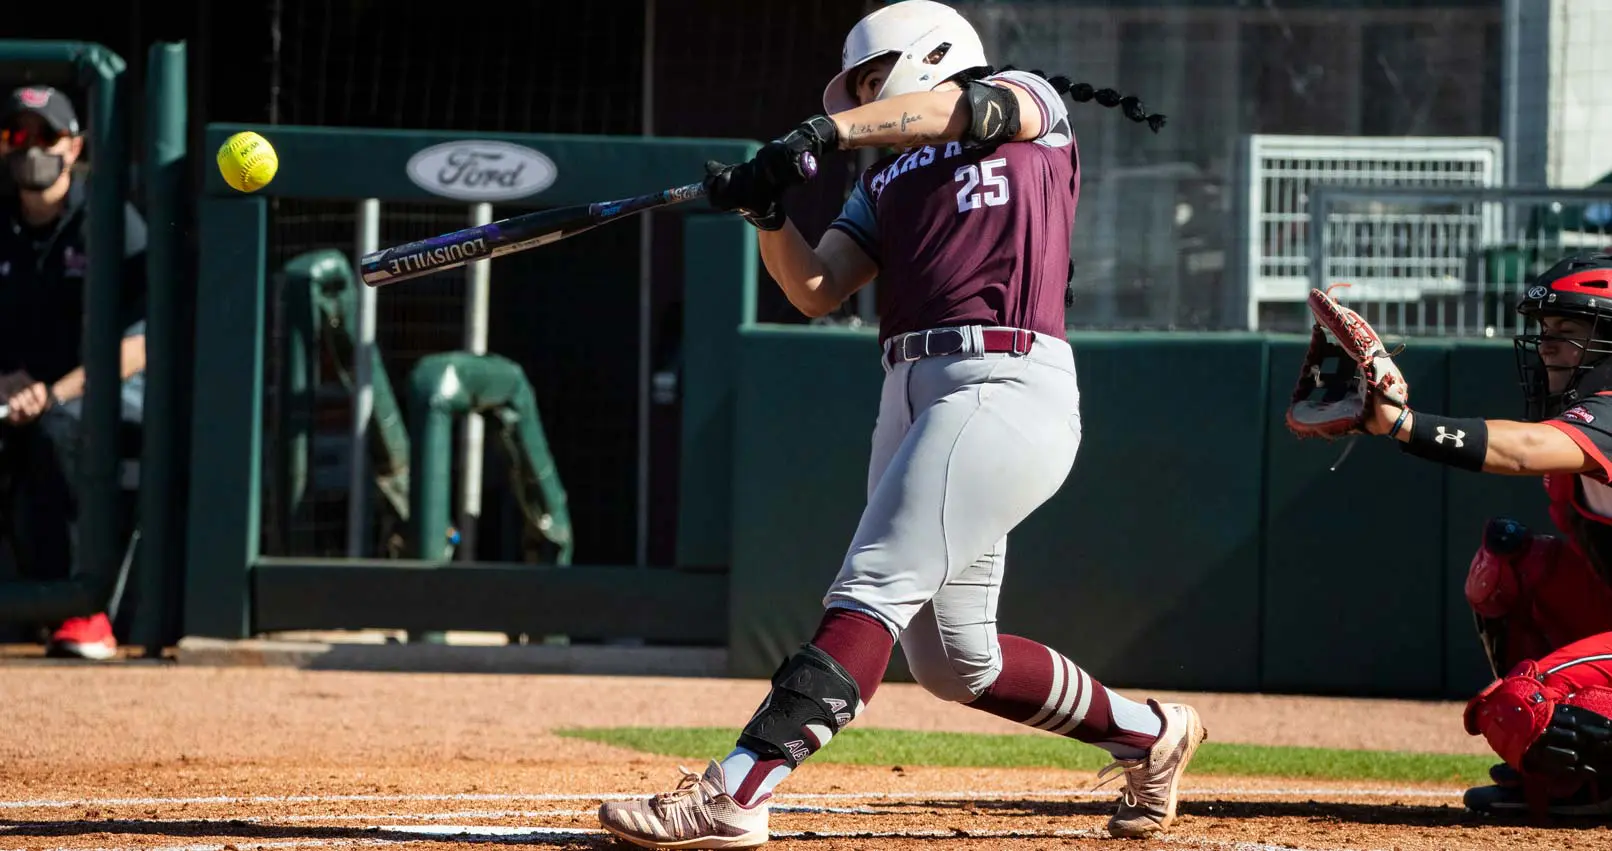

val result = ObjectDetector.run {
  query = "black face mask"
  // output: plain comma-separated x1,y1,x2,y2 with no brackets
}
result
5,147,66,191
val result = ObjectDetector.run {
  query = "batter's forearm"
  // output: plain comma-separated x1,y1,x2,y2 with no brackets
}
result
759,222,842,319
831,91,968,150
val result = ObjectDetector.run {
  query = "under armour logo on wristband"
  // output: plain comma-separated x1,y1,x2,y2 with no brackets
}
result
1435,426,1466,447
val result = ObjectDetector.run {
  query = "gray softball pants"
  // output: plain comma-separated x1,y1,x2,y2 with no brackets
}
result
822,326,1083,703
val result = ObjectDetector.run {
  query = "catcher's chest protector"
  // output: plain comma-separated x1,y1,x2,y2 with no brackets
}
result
1544,473,1612,588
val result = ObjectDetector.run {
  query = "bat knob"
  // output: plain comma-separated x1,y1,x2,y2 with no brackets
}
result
796,151,819,181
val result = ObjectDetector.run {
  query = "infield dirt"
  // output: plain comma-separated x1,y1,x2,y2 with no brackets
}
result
2,662,1606,851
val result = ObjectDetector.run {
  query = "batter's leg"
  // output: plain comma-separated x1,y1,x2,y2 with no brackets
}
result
708,357,920,808
896,534,1174,767
823,342,1084,629
713,346,1086,810
877,338,1205,838
902,599,1164,757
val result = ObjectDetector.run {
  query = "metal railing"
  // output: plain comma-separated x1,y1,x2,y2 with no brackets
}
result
1305,185,1612,337
1236,134,1505,330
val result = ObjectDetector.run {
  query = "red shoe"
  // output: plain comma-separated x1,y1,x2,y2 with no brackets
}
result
48,613,118,660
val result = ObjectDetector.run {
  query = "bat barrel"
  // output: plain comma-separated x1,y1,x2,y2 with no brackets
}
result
358,178,710,288
360,223,501,286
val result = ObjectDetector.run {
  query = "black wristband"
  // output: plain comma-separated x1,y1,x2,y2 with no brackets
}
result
1399,412,1488,472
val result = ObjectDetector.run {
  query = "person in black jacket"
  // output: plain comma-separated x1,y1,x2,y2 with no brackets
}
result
0,84,148,660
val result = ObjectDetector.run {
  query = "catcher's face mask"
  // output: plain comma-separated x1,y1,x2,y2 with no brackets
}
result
1513,251,1612,421
1514,313,1612,421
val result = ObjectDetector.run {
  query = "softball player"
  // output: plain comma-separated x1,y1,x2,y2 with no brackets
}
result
599,3,1203,846
1345,251,1612,818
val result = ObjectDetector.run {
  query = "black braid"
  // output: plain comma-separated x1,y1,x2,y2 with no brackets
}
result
985,65,1167,133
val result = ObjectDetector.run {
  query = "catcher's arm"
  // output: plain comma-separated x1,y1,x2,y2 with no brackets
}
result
1372,405,1603,476
1289,285,1606,476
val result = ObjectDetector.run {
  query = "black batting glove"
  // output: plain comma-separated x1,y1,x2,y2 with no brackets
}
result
701,116,835,231
703,159,787,230
772,115,838,172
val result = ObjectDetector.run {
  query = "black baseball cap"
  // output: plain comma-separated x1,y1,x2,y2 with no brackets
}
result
1,85,80,136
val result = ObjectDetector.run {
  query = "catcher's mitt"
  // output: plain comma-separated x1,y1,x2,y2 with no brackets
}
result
1286,284,1410,439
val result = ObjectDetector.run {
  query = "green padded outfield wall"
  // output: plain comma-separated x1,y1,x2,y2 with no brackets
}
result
726,330,1567,699
1260,336,1450,697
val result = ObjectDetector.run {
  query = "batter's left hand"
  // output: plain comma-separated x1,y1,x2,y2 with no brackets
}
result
772,115,838,169
703,117,834,230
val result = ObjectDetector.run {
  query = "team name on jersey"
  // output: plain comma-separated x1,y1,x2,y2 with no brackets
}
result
869,142,972,200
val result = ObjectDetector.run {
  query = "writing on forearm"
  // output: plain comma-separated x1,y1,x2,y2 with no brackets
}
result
848,116,905,139
843,110,952,147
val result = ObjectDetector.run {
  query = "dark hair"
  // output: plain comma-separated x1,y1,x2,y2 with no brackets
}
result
954,65,1167,133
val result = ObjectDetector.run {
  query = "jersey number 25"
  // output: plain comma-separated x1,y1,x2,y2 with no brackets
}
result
955,158,1011,213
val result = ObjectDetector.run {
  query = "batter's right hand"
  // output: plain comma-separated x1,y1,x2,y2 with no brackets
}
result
703,159,786,231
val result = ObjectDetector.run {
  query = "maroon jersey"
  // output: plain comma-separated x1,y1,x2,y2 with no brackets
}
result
827,70,1078,344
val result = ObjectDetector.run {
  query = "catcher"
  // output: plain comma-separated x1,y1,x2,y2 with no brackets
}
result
1289,250,1612,818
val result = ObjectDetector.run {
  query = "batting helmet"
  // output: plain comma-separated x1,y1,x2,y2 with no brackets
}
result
822,0,989,115
1514,250,1612,420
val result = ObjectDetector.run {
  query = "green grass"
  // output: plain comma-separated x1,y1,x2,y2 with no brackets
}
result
556,726,1494,785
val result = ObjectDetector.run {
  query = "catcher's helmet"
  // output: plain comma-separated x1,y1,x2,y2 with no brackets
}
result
822,0,989,115
1515,250,1612,420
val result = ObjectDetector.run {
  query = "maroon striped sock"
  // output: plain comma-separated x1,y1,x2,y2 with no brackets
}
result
965,635,1161,753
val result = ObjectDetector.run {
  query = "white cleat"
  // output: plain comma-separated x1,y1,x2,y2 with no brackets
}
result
597,760,770,849
1097,700,1209,838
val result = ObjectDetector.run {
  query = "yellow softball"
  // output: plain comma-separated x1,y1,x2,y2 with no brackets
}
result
216,131,278,193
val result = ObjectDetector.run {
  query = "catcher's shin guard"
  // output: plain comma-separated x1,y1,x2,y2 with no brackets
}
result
736,643,862,769
1466,658,1612,799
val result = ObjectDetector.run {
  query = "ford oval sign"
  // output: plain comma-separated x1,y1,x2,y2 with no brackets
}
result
406,140,558,202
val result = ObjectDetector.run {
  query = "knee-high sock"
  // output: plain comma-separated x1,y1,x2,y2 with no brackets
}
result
964,634,1162,760
722,608,894,805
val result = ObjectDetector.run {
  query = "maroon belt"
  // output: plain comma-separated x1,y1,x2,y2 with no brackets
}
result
885,327,1037,367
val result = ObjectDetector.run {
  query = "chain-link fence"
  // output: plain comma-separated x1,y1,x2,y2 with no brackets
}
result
244,0,1612,562
1305,185,1612,338
950,0,1510,332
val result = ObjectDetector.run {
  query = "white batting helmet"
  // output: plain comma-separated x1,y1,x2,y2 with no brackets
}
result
822,0,989,114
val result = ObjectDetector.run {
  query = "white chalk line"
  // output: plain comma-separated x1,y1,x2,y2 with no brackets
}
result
0,786,1462,811
379,824,1348,850
0,805,884,825
15,827,1356,851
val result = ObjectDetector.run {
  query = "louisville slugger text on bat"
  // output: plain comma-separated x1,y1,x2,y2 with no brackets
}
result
359,180,708,287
